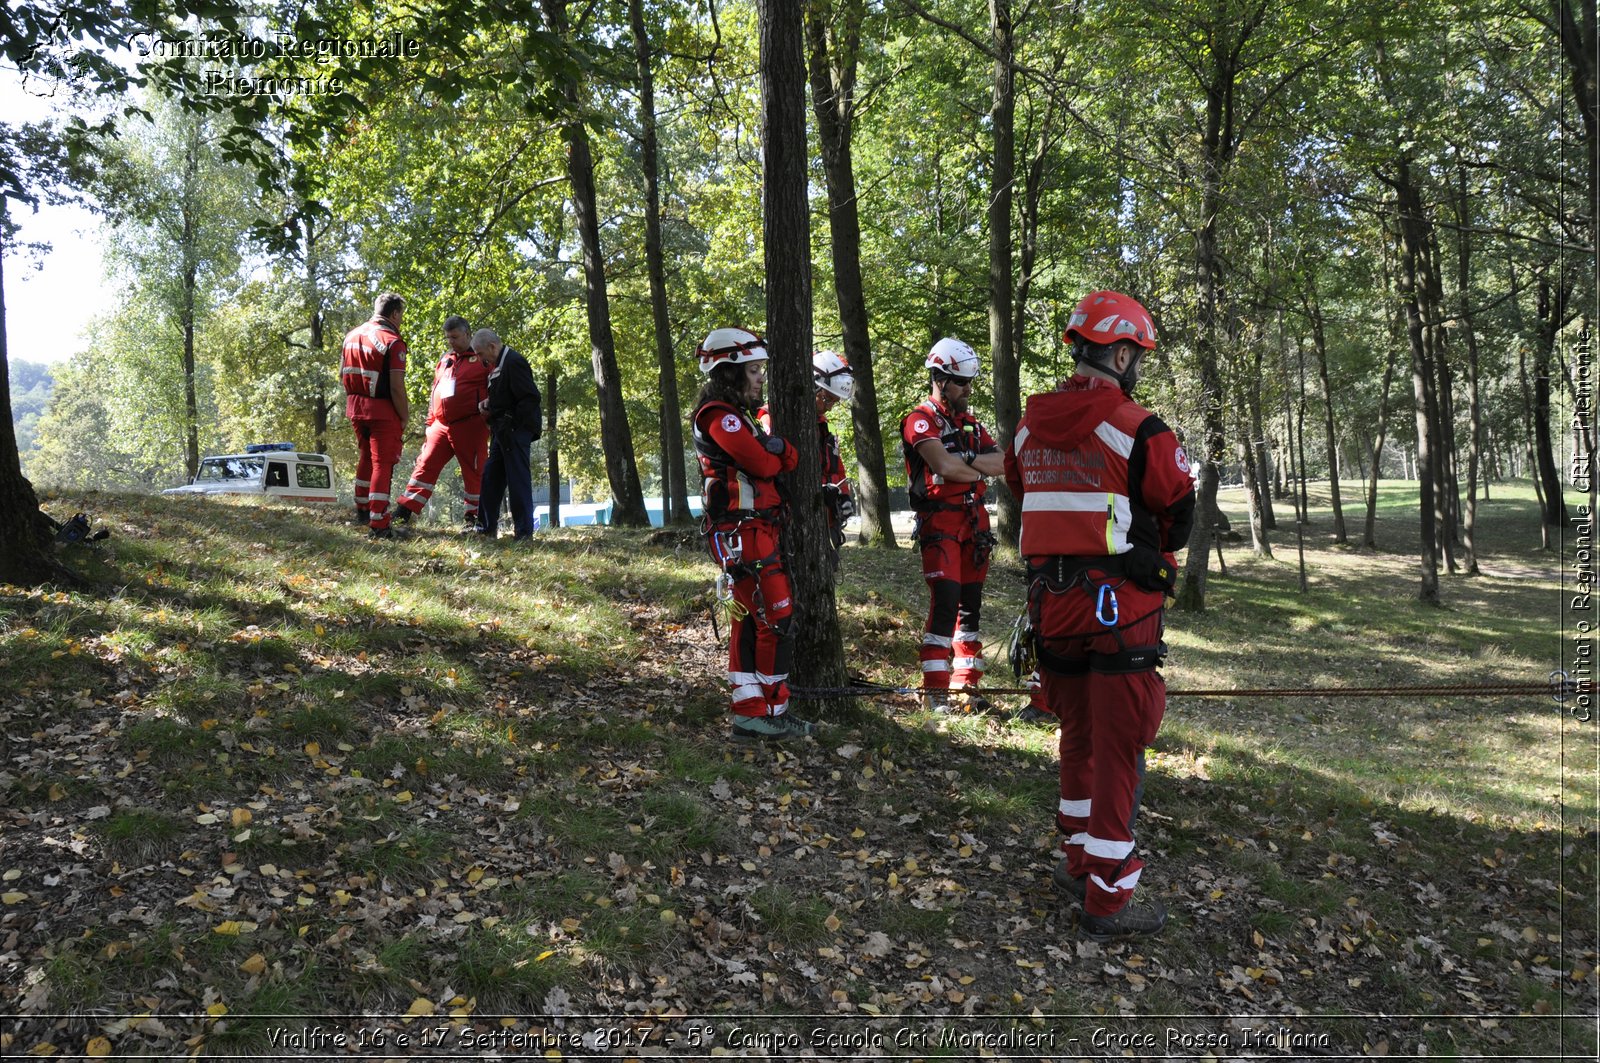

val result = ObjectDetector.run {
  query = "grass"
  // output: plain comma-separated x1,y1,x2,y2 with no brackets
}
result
0,483,1592,1059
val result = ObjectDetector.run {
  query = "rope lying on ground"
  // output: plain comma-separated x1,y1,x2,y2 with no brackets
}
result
791,677,1586,701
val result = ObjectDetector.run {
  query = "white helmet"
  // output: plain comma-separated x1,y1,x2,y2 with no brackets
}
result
926,337,980,380
813,350,854,400
696,327,768,374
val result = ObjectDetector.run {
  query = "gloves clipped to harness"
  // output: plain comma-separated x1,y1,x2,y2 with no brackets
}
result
1127,545,1177,595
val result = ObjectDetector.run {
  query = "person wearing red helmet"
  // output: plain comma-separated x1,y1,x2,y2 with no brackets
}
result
340,292,410,539
902,338,1005,714
692,328,816,742
392,316,491,531
1003,290,1195,941
760,350,856,567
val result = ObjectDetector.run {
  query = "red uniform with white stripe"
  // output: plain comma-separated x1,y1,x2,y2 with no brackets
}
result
340,316,408,530
902,399,998,692
1004,374,1194,918
694,399,799,720
758,406,853,539
396,350,491,522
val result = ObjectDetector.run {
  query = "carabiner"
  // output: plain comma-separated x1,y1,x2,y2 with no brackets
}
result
1095,583,1119,627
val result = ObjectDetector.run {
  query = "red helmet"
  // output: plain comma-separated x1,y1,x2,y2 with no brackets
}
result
1063,291,1157,351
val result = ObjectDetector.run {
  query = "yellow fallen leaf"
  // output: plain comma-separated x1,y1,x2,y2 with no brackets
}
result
239,954,268,975
395,790,414,803
85,1037,112,1057
467,868,485,884
207,1003,228,1017
406,997,435,1017
535,950,555,962
28,1041,57,1056
47,784,65,801
231,808,252,828
824,912,842,933
213,920,258,936
304,742,320,757
850,828,866,839
2,892,28,905
659,909,677,923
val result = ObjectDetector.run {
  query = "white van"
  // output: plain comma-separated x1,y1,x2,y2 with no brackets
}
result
163,443,339,505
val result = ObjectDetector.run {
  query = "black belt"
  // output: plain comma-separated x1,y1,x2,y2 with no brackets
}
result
1026,553,1130,585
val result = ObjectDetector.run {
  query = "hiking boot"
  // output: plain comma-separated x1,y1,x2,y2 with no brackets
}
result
1079,899,1168,942
1052,857,1087,903
1016,704,1057,725
953,690,1010,717
925,691,955,714
352,506,367,525
730,714,817,742
368,525,401,541
392,506,413,524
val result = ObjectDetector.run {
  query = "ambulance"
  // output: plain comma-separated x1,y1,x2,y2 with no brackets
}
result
162,443,339,504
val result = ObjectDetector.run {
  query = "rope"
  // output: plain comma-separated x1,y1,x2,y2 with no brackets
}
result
791,678,1586,701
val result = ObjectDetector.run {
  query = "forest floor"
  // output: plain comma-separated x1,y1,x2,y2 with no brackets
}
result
0,481,1594,1060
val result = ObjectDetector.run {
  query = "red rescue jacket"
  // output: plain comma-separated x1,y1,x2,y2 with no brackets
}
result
901,398,997,513
340,317,408,422
1003,375,1195,563
426,350,491,426
693,399,798,522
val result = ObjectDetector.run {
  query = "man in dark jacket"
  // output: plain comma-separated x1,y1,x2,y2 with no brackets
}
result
471,328,542,540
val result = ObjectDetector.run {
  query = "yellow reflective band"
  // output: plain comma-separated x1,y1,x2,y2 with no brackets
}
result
1105,492,1115,554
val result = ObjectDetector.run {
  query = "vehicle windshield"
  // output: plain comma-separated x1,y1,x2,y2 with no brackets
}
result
195,458,263,483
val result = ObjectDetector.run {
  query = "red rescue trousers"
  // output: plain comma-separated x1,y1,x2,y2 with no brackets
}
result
1033,572,1166,917
351,416,404,530
916,507,990,691
397,417,489,522
709,519,794,719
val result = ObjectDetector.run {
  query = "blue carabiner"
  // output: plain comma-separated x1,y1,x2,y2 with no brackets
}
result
1095,583,1120,627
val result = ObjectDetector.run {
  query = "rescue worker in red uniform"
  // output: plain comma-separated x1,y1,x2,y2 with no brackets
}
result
759,350,856,567
1003,290,1195,942
692,328,815,742
902,338,1005,714
340,293,410,539
393,315,490,530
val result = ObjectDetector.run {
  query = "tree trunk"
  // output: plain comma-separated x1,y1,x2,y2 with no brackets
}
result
304,214,329,455
1363,337,1400,549
180,122,202,480
1249,358,1276,529
1454,165,1482,575
630,0,691,526
1533,274,1570,539
1391,157,1441,603
1306,287,1346,542
759,0,845,695
0,203,65,585
547,367,561,529
987,0,1021,546
805,0,895,547
544,0,649,528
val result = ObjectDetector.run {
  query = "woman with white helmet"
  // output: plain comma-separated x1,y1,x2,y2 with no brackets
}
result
760,350,857,567
690,328,815,742
901,337,1006,715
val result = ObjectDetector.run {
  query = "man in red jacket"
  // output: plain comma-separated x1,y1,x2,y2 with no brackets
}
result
392,316,490,530
340,292,409,539
692,327,814,742
1004,290,1195,942
902,338,1005,714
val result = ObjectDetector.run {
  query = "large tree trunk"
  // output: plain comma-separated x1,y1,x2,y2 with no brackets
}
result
630,0,691,526
0,205,64,585
303,214,329,455
760,0,845,694
1423,227,1460,570
987,0,1022,546
1391,157,1441,603
805,0,895,548
544,0,649,528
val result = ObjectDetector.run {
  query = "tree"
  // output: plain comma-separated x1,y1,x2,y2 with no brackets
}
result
759,0,845,693
542,0,650,527
805,0,897,547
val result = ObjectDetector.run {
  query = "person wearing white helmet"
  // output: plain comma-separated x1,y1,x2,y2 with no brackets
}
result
760,350,856,567
690,327,815,742
1003,289,1194,942
901,337,1005,715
